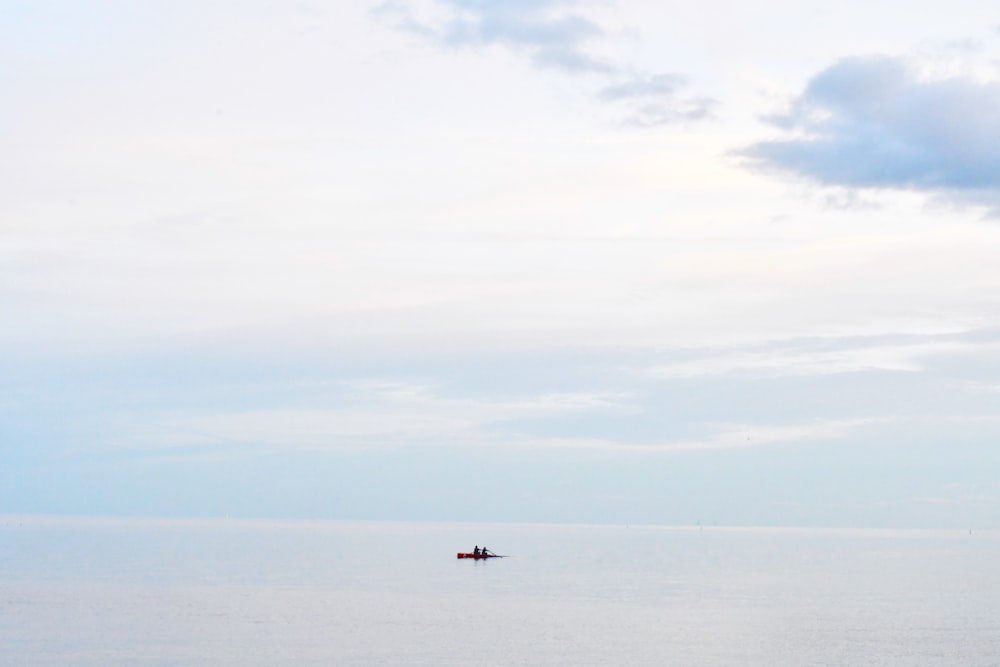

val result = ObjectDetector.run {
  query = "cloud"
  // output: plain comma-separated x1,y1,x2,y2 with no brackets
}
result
740,55,1000,205
376,0,713,125
123,381,636,452
598,73,717,126
509,418,876,453
649,339,988,379
651,418,874,452
110,376,865,457
613,97,717,127
378,0,613,73
444,5,609,74
598,72,686,100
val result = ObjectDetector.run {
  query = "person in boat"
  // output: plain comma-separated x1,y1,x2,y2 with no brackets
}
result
473,546,480,556
481,547,489,557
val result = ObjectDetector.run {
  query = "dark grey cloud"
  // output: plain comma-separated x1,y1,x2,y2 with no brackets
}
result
741,56,1000,199
376,0,713,126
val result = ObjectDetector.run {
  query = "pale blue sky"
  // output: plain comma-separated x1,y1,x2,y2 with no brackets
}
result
4,0,1000,527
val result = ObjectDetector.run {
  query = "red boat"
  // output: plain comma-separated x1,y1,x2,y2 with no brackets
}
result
457,552,503,559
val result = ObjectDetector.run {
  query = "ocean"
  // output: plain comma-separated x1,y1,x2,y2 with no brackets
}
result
2,516,998,666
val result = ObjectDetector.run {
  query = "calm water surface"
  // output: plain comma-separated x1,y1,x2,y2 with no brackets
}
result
2,517,998,665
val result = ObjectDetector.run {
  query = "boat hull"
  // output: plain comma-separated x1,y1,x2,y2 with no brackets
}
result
457,553,498,559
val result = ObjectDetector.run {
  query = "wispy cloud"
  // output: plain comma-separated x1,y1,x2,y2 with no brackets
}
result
375,0,714,126
739,55,1000,210
443,2,613,74
376,0,612,73
598,73,717,126
111,376,869,456
649,339,989,379
648,418,875,452
598,72,686,100
509,418,877,453
123,381,636,452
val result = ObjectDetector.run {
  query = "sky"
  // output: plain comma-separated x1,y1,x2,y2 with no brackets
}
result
3,0,1000,528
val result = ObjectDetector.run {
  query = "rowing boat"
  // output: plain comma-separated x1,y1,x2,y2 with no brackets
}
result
456,552,503,559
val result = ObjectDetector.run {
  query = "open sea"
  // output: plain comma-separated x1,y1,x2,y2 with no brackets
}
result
2,516,999,666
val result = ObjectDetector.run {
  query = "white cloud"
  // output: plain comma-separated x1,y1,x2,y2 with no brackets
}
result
650,340,992,379
493,418,877,453
645,418,875,452
127,382,636,451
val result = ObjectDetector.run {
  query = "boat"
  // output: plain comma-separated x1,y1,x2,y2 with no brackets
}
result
457,552,504,559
